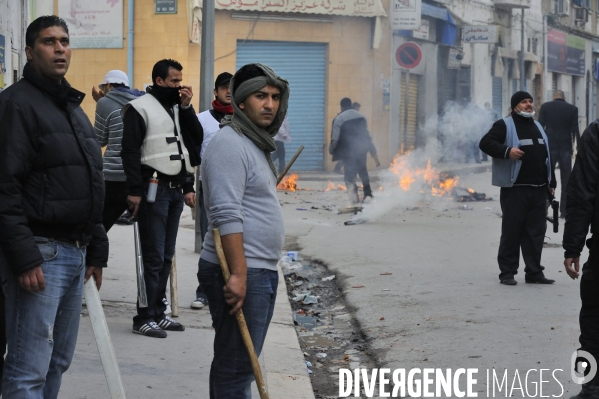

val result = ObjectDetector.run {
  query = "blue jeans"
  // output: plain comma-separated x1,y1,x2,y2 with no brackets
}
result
198,258,278,398
0,238,86,399
134,184,184,324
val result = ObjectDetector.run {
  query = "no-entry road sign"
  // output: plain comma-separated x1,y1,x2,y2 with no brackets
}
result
395,42,423,69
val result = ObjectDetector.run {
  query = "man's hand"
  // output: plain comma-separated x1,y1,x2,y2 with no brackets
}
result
224,273,246,315
127,195,142,218
564,257,580,279
18,265,45,292
184,192,196,208
551,188,555,196
91,86,104,102
509,148,524,160
179,85,193,107
373,154,381,168
84,266,103,290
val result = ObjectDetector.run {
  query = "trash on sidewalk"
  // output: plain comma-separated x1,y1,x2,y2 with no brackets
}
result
286,251,300,261
380,272,392,275
352,285,365,288
296,207,308,211
322,275,336,281
337,206,363,215
345,218,368,225
316,352,327,359
453,186,493,202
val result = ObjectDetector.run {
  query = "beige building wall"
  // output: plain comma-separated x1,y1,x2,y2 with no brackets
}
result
59,0,391,170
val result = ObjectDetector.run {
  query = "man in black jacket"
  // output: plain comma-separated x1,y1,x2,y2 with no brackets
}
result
0,16,107,397
564,120,599,399
121,59,202,338
539,90,580,218
480,91,556,286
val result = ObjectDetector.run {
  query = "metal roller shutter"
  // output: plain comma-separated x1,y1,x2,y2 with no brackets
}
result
400,72,419,152
236,41,326,170
492,77,502,119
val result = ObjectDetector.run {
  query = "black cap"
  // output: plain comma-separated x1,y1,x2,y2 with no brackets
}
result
215,72,233,89
510,91,533,110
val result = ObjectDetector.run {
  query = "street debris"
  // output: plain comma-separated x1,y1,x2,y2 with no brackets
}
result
380,272,392,275
322,275,336,281
453,186,493,202
351,285,365,288
344,218,368,226
337,206,363,215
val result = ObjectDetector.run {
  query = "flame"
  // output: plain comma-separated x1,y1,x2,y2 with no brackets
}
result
325,181,347,191
467,188,475,193
277,174,298,191
388,156,459,197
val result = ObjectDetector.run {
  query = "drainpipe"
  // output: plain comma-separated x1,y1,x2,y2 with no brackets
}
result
520,8,526,91
127,0,134,88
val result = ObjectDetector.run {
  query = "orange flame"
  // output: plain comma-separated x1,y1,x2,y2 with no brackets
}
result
389,157,459,197
325,181,347,191
277,174,298,191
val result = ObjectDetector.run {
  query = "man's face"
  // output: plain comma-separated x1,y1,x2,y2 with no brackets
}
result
156,67,182,88
214,83,231,105
239,85,281,128
25,26,71,83
515,98,534,113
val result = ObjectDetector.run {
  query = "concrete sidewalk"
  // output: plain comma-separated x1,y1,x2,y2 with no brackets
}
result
60,218,314,398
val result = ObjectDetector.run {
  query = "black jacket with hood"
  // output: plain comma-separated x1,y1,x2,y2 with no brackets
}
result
0,64,109,275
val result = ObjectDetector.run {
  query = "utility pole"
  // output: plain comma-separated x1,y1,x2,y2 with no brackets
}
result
520,8,526,91
196,0,215,253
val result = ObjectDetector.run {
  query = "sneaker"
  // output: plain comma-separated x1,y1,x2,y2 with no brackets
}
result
156,315,185,331
191,297,208,309
163,297,172,315
133,321,167,338
525,276,555,284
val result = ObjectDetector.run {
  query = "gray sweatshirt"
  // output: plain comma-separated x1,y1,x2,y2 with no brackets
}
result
94,88,143,181
200,126,285,271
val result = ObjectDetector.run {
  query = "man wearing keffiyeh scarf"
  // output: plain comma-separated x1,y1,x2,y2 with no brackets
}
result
197,63,289,398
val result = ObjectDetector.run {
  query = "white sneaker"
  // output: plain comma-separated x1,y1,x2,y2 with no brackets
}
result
162,297,172,315
190,297,208,309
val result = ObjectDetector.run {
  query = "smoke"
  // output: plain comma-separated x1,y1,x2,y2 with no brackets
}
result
352,101,496,223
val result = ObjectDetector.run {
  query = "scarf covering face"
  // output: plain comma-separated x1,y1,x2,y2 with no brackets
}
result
221,63,290,177
148,85,181,106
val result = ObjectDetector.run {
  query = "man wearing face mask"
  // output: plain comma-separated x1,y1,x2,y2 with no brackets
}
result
480,91,557,286
121,59,203,337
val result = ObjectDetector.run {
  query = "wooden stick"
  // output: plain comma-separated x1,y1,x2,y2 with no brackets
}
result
277,145,304,185
213,228,269,399
170,253,179,317
84,277,127,399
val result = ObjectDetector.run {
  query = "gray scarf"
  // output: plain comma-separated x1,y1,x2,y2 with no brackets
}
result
221,63,290,177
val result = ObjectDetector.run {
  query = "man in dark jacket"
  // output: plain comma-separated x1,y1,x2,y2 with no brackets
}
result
121,59,203,338
329,97,380,204
480,91,556,286
0,16,107,397
538,90,579,218
563,120,599,399
94,69,144,230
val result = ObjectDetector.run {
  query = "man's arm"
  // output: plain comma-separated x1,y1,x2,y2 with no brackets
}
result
84,222,109,290
563,121,599,260
572,106,581,144
0,100,44,276
93,99,111,147
121,107,147,197
479,119,511,159
329,118,342,154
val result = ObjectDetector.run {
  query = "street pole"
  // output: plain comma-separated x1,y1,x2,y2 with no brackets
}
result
196,0,215,253
520,8,526,91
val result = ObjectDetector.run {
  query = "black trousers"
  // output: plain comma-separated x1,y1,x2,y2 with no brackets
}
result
343,153,373,197
579,237,599,385
498,186,547,280
196,183,208,299
270,141,286,174
102,181,129,232
550,149,572,216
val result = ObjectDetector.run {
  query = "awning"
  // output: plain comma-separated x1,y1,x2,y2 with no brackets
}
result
498,47,538,62
395,2,456,45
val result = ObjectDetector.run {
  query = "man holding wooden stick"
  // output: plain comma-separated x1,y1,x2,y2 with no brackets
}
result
197,63,289,398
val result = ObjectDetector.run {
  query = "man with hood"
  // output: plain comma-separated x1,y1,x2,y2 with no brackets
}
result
191,72,233,310
93,70,144,231
121,59,203,337
480,91,556,286
197,63,288,398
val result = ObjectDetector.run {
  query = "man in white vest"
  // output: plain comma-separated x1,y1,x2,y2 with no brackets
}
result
121,59,203,338
191,72,233,310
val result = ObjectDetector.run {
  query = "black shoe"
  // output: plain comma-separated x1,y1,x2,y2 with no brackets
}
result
156,315,185,331
525,276,555,284
500,278,517,285
133,321,167,338
571,384,599,399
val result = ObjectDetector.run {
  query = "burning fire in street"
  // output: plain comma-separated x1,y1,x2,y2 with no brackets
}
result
277,174,299,191
324,181,347,191
388,158,459,198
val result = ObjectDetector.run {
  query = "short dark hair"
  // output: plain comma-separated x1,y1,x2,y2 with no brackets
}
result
232,64,266,94
152,59,183,84
340,97,352,109
26,16,69,48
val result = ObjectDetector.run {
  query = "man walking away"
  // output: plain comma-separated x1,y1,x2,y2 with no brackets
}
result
121,59,203,337
271,115,291,174
0,16,107,397
538,90,579,218
480,91,556,286
330,97,380,204
563,118,599,399
191,71,233,310
94,70,144,231
198,63,288,398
